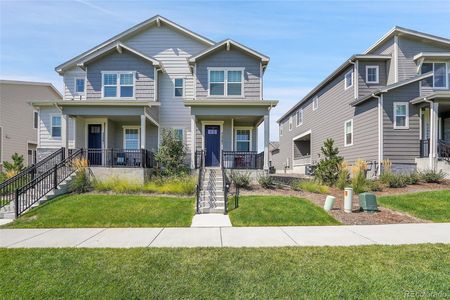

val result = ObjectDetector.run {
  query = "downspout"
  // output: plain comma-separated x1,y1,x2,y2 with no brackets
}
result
423,98,435,170
373,93,383,176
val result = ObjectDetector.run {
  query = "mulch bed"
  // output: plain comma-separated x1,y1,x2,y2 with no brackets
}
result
239,181,450,225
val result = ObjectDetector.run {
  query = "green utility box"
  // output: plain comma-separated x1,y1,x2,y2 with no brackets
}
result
359,193,378,212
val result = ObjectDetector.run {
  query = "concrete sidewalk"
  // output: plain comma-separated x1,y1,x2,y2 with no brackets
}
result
1,223,449,248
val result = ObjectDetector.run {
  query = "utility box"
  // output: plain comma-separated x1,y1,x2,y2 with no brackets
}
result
359,193,378,212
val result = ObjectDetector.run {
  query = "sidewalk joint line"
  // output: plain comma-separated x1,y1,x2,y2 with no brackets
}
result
75,228,107,248
279,227,298,245
347,228,379,244
147,228,164,247
7,228,54,247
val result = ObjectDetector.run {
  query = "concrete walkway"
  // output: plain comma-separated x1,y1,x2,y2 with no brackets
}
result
191,214,232,227
1,223,449,248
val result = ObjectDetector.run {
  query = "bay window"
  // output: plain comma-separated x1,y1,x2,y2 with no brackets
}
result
209,68,243,96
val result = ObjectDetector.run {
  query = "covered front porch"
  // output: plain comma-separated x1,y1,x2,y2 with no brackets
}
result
59,101,160,168
414,93,450,169
185,100,277,170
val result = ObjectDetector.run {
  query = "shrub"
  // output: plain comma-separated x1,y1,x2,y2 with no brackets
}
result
380,173,407,188
292,180,329,194
155,129,188,176
314,139,343,186
230,171,251,189
404,172,420,185
336,161,350,190
69,158,91,193
351,159,368,194
419,169,446,183
257,174,274,189
366,180,383,192
2,153,25,174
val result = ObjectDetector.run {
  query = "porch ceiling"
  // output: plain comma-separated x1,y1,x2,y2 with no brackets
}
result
196,115,263,125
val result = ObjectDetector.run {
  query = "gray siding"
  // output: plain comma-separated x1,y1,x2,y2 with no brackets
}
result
369,37,396,84
0,83,61,165
357,61,388,98
63,67,86,100
276,65,379,172
196,48,261,99
86,51,155,100
382,83,421,165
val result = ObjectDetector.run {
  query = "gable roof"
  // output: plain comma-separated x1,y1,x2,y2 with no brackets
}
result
188,39,270,65
55,15,215,74
350,72,433,106
78,42,163,70
365,26,450,54
0,80,63,98
276,54,390,123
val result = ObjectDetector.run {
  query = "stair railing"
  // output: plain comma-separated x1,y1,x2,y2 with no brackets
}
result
14,149,82,218
221,150,229,214
438,140,450,162
195,150,205,214
0,147,64,210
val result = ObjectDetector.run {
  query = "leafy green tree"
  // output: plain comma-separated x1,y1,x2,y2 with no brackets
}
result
314,139,343,186
155,129,188,176
3,153,25,173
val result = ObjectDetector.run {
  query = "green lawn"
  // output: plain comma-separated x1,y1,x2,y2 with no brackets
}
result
378,190,450,222
0,245,449,299
228,195,339,226
4,194,195,228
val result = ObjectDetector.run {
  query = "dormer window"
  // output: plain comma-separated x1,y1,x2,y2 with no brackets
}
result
102,71,135,99
208,68,244,97
366,66,379,84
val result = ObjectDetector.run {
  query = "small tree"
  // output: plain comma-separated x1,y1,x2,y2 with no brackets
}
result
3,153,25,178
155,129,187,176
314,139,343,186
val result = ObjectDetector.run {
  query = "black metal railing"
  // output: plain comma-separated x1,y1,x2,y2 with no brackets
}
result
420,139,430,158
222,151,264,169
221,151,229,215
84,149,155,168
196,150,205,214
15,149,82,217
0,148,64,210
438,140,450,161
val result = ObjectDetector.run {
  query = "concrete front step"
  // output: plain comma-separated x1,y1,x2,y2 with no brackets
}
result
198,207,226,214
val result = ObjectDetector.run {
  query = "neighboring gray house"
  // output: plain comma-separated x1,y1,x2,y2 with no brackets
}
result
32,15,277,180
0,80,62,170
275,27,450,177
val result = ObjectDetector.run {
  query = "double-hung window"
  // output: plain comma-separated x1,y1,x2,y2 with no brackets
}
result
366,66,379,84
51,115,61,138
313,97,319,111
344,119,353,146
209,68,243,96
123,127,140,149
289,116,293,131
174,78,184,97
345,70,353,89
421,62,448,89
75,77,85,95
235,129,251,151
102,72,135,98
174,128,184,141
33,111,39,129
296,109,303,126
279,123,283,137
394,102,409,129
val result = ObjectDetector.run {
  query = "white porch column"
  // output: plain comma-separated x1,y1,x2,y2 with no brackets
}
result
264,114,270,170
429,102,439,170
140,115,146,149
190,115,196,169
61,114,69,157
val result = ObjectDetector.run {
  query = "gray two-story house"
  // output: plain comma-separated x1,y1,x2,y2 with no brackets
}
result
32,15,277,181
275,27,450,177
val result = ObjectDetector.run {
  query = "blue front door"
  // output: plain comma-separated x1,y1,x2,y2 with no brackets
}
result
205,125,220,167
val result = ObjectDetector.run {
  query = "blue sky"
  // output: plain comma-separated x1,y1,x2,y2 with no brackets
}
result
1,0,450,149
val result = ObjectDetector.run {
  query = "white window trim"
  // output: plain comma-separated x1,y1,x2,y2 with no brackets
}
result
345,70,353,90
431,62,448,90
122,126,140,149
172,128,184,141
50,114,62,139
74,76,86,95
33,110,39,129
207,67,245,97
312,97,319,111
234,126,253,151
393,102,410,129
344,119,353,147
296,109,303,126
174,78,185,98
101,71,136,100
289,116,293,131
365,65,379,84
